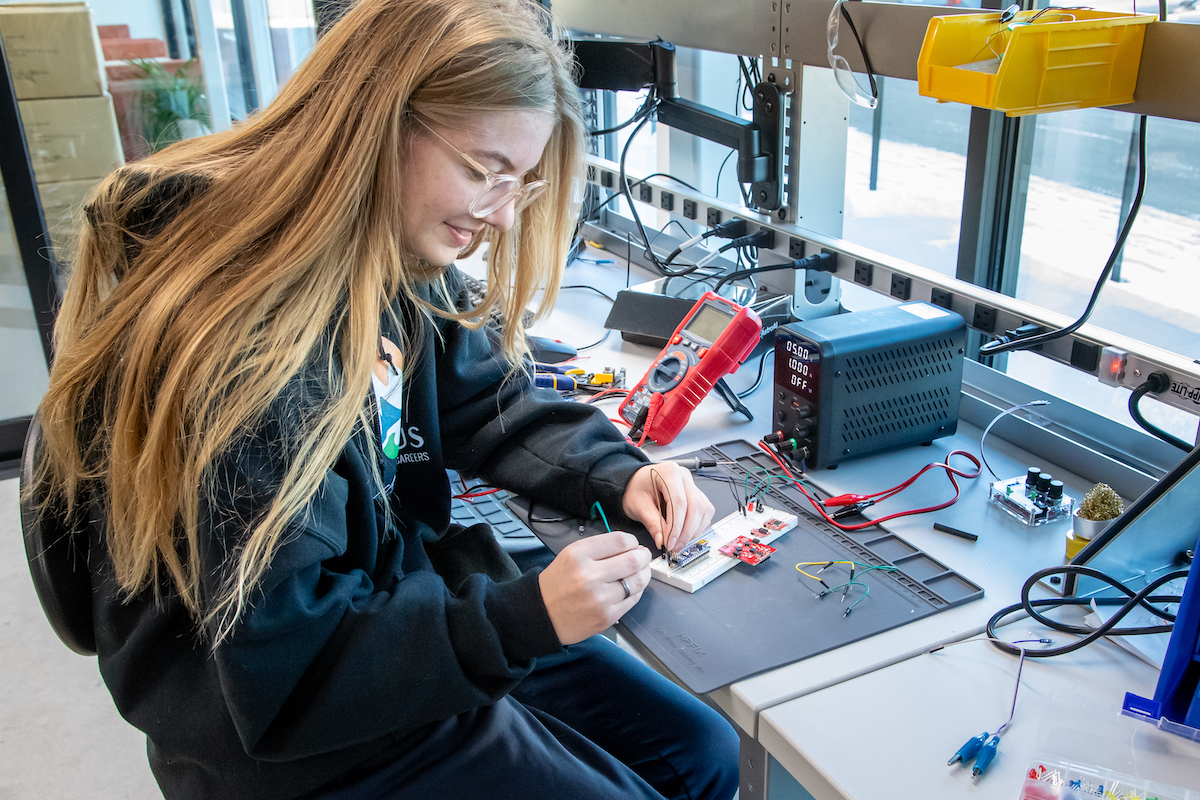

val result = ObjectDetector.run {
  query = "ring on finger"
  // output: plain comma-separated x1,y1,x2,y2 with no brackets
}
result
619,578,631,599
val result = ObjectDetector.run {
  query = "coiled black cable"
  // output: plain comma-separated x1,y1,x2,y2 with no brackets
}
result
986,564,1186,658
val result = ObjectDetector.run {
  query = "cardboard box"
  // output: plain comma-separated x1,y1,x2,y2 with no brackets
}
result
0,3,107,99
18,94,125,183
38,177,100,252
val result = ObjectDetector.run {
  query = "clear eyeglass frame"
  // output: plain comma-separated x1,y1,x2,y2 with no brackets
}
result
414,117,550,218
827,0,878,110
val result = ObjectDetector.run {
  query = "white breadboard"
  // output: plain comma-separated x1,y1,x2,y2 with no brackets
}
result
649,506,798,593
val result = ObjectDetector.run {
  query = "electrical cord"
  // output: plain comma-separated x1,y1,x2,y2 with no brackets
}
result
936,637,1052,777
736,349,774,399
559,285,617,303
617,106,707,278
756,440,982,530
979,399,1051,479
1129,372,1193,452
588,91,656,137
985,564,1186,659
662,218,749,267
978,115,1148,356
712,252,836,294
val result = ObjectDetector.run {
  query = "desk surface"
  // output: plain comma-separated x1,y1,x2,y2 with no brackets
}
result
522,253,1174,796
532,253,1105,731
758,625,1200,800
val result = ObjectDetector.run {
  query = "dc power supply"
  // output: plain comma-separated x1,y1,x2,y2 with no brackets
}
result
773,302,967,469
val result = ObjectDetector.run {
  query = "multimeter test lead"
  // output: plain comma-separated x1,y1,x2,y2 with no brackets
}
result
665,457,736,471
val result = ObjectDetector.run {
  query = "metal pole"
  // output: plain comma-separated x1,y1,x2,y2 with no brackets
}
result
1111,115,1140,283
868,77,885,191
0,34,59,367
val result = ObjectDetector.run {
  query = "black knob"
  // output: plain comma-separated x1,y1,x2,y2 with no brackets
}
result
1026,466,1041,487
1036,472,1053,492
1048,480,1064,500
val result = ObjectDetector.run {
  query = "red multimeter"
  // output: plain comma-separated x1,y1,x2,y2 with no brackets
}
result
618,292,762,445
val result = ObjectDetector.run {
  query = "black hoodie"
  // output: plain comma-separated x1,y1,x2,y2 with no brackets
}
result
89,268,648,799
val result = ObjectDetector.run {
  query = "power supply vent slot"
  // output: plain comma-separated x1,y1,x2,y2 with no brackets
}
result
838,387,955,442
842,337,959,393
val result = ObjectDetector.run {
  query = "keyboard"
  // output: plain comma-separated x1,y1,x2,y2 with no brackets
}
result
448,472,544,553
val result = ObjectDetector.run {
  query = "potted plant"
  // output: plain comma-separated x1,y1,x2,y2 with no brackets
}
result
1074,482,1123,541
128,58,211,155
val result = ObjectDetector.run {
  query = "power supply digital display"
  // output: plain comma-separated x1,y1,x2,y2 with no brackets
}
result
776,334,820,404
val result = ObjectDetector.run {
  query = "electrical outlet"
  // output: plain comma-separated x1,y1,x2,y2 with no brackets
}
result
890,274,912,301
854,261,873,286
601,171,614,188
707,207,722,227
973,304,997,333
639,184,653,203
789,237,805,259
683,199,698,220
931,289,953,310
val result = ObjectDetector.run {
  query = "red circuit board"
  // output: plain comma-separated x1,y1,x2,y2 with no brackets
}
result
718,535,776,566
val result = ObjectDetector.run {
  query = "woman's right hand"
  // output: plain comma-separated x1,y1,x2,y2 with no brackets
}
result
538,532,652,645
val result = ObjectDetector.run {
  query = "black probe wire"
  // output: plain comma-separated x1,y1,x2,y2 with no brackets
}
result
985,563,1186,658
1128,375,1193,452
559,285,616,303
979,115,1148,356
737,348,774,399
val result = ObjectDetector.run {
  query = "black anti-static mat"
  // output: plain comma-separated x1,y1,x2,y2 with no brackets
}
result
508,440,983,694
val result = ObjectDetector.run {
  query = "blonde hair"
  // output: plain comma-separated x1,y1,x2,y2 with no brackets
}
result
34,0,585,643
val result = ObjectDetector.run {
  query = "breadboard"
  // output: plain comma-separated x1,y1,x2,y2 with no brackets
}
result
649,506,797,592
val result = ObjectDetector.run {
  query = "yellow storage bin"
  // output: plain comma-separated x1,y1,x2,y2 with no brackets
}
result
917,8,1155,117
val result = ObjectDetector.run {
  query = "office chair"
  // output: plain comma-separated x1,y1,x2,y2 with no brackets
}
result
19,412,97,656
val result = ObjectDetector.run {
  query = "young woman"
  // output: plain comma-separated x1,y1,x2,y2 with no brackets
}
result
33,0,739,798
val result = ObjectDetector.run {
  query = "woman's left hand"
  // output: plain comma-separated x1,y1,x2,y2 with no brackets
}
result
621,462,715,555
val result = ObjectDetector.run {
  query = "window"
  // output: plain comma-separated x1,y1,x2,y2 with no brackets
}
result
844,76,971,277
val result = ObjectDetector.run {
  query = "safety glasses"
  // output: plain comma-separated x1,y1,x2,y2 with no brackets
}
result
827,0,878,110
415,118,549,219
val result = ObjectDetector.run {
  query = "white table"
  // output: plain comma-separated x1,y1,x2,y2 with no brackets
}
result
758,623,1200,800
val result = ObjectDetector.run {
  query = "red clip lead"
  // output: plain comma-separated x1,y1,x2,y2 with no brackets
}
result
824,493,868,507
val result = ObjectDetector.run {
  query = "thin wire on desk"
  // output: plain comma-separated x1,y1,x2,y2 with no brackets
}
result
756,441,982,530
559,285,616,303
585,387,629,404
578,329,610,351
737,349,774,398
980,399,1051,479
927,637,1053,737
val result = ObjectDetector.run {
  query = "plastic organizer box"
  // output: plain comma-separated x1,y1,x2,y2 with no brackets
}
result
917,9,1155,117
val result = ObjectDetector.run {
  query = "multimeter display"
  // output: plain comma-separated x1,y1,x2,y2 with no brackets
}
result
684,305,733,344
